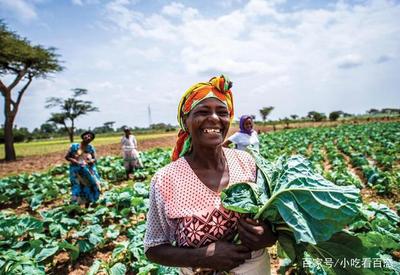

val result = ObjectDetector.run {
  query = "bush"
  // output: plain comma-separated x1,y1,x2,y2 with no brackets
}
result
0,127,30,143
329,111,341,121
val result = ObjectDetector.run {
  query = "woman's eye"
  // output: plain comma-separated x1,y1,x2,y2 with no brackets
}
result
218,111,229,116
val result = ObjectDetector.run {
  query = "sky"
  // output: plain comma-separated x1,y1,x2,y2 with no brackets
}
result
0,0,399,131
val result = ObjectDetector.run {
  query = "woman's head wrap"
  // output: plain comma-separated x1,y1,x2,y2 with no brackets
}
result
172,75,234,161
239,115,254,135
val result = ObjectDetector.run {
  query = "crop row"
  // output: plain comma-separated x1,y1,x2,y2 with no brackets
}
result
258,122,400,195
0,148,174,274
1,122,399,274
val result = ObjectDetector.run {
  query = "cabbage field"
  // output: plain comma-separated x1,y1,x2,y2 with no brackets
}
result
0,122,399,274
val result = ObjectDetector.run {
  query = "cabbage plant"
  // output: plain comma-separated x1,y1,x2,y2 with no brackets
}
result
221,152,393,274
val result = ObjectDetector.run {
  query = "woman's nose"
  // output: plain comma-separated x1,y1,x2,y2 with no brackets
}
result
209,111,219,120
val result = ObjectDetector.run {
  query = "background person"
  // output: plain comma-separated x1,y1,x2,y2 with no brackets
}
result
144,75,276,274
121,127,140,180
223,115,260,152
65,131,101,207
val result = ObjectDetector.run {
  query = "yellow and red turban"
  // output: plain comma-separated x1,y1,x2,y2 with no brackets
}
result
172,75,234,161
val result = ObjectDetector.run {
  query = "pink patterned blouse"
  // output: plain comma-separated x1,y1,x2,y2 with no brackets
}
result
144,148,256,252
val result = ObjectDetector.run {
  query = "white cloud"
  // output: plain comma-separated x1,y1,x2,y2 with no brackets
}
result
3,0,400,129
161,2,185,17
0,0,37,21
99,0,399,119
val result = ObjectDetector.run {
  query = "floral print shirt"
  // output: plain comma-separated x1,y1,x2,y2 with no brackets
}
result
144,148,256,251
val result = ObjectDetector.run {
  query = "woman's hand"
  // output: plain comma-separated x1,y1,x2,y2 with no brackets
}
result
201,240,251,271
237,217,277,251
87,158,95,165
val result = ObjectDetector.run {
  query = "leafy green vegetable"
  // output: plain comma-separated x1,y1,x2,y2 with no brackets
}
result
221,152,396,274
222,154,361,244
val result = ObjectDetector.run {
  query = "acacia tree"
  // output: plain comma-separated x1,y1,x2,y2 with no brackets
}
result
259,106,274,122
0,21,62,161
46,88,98,142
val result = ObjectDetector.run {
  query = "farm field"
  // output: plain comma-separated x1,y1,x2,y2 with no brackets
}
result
0,132,178,159
0,121,399,274
0,133,179,178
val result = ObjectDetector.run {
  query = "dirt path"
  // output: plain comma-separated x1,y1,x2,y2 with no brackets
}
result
0,135,176,178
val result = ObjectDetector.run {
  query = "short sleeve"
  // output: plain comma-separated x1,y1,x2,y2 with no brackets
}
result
67,143,78,156
88,144,96,154
144,173,176,252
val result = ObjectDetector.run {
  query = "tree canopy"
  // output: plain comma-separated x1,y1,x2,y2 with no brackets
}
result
0,21,62,80
308,111,326,122
259,106,274,122
329,111,343,121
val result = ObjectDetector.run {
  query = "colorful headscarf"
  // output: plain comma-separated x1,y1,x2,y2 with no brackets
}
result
171,75,234,161
239,115,254,135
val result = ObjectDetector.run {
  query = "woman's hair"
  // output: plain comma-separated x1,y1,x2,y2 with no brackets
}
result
80,131,96,141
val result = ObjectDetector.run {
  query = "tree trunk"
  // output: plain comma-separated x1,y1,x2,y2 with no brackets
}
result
1,73,32,161
68,128,74,143
3,93,16,161
69,120,75,142
4,117,16,161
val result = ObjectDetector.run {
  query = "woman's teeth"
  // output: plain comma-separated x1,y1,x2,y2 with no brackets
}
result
203,128,221,133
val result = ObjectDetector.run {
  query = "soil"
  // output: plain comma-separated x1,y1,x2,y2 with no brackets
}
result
0,135,177,178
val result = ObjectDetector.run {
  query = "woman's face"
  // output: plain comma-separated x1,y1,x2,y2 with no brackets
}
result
82,133,93,144
184,97,230,150
244,118,253,131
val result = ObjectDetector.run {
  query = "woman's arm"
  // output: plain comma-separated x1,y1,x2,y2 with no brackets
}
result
146,241,251,271
65,151,79,164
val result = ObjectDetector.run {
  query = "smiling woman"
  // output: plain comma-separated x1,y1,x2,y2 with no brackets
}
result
184,98,230,150
223,115,260,152
144,75,276,274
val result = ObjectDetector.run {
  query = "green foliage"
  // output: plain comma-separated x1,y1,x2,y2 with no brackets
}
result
221,152,398,274
307,111,326,121
0,21,62,77
0,127,31,143
329,111,342,121
1,122,399,274
222,154,361,244
0,147,173,273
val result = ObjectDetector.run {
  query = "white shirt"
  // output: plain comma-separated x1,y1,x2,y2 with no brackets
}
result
228,131,260,152
121,135,138,159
